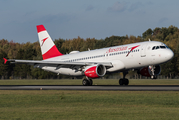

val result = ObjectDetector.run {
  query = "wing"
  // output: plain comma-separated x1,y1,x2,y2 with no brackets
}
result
5,59,113,69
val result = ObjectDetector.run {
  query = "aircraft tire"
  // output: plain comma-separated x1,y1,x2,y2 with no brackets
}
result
89,79,93,86
119,79,123,85
82,79,89,86
152,75,157,79
124,79,129,85
119,79,129,85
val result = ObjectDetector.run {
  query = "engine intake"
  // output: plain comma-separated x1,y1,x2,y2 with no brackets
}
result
84,64,106,78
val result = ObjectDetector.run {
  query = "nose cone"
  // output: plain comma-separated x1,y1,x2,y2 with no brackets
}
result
165,49,174,61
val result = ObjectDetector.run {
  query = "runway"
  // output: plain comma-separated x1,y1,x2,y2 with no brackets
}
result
0,85,179,91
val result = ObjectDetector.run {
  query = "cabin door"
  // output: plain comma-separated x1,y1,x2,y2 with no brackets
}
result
140,44,147,57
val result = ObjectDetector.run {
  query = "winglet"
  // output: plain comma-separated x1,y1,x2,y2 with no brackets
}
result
3,58,8,64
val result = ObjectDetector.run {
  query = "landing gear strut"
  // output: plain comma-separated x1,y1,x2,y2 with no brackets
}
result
82,78,93,86
119,71,129,85
150,65,157,79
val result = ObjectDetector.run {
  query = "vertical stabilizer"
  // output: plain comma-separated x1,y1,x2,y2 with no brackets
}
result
36,25,63,60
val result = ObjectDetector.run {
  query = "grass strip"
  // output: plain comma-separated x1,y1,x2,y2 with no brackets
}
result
0,90,179,120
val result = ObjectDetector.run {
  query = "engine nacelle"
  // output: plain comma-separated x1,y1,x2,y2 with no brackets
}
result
84,64,106,78
139,65,161,77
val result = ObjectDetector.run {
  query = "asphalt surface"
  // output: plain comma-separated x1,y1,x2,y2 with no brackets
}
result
0,85,179,91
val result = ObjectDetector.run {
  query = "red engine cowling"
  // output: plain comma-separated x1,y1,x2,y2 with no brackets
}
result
84,64,106,78
139,65,161,77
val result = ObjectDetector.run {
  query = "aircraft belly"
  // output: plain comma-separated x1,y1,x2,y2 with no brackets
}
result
42,67,82,76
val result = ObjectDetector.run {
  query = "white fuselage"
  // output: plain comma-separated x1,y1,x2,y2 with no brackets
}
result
42,41,174,76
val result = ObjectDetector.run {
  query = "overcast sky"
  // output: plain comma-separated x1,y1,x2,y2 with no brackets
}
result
0,0,179,43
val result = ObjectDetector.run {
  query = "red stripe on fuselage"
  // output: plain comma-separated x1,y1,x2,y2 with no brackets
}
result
37,25,46,33
42,45,63,60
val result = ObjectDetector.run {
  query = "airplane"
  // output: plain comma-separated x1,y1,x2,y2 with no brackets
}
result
3,25,174,86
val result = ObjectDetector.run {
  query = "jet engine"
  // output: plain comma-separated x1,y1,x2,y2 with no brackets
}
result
84,64,106,78
139,65,161,78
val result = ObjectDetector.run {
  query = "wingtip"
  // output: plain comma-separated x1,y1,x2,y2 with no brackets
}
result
3,58,8,64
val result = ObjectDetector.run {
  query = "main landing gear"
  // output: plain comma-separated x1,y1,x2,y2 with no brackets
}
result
82,71,129,86
119,71,129,85
82,78,93,86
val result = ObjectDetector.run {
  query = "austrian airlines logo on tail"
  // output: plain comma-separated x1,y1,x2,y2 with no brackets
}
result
126,45,140,57
41,37,48,46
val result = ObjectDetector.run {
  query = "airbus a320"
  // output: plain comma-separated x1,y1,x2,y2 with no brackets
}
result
4,25,174,86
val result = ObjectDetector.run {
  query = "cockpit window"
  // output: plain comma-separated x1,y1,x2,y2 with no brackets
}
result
160,46,166,49
152,46,155,50
156,46,159,49
165,45,169,48
152,45,167,50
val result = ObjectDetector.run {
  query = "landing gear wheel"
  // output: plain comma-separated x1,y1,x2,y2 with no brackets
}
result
119,79,123,85
119,78,129,86
124,79,129,85
151,75,157,79
89,79,93,86
82,79,93,86
82,79,89,86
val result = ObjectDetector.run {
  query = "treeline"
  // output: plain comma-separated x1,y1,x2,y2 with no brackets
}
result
0,25,179,79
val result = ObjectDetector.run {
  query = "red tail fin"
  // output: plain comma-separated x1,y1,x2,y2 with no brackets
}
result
36,25,63,60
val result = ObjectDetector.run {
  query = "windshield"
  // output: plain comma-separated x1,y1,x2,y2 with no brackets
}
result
152,45,167,50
